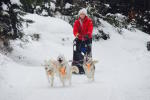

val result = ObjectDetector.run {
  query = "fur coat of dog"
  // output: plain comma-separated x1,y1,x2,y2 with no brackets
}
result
44,55,79,87
83,56,98,81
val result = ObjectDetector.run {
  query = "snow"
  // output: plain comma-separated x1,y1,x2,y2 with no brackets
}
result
36,6,40,9
50,2,55,11
10,0,21,5
0,13,150,100
41,9,48,16
144,19,148,22
45,3,49,8
2,3,8,11
65,3,72,9
107,13,126,23
104,4,110,8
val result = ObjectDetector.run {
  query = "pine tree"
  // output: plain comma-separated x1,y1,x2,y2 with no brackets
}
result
0,0,25,49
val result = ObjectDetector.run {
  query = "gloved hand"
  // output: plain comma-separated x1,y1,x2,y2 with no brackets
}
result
84,35,89,40
75,33,79,38
85,34,92,44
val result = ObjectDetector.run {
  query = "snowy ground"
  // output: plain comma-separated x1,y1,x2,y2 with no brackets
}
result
0,14,150,100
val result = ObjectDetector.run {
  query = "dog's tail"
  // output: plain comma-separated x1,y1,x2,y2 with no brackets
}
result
92,60,98,64
71,66,79,74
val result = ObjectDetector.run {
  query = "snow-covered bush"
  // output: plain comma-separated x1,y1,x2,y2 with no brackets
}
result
104,13,128,34
21,0,56,16
93,29,110,41
30,33,40,41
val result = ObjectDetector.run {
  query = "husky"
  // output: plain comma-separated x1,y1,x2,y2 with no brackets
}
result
83,55,98,81
56,55,79,86
44,55,79,87
44,59,58,87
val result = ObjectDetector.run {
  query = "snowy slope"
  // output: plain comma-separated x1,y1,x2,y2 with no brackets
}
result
9,14,74,66
0,13,150,100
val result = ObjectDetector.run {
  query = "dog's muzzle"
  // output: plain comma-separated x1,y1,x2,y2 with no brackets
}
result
58,58,63,63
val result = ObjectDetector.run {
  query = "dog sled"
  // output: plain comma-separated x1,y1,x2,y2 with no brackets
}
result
72,38,92,74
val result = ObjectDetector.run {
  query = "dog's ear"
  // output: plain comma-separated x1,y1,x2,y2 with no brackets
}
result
93,60,98,64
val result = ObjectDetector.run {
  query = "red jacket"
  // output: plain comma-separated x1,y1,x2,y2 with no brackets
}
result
73,16,93,40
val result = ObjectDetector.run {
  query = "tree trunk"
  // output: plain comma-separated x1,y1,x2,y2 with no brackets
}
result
60,0,63,9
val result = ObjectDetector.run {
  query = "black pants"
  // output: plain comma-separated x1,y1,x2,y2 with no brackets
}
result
72,38,92,74
75,38,92,57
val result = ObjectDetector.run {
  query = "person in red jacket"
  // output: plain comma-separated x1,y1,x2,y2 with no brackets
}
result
73,9,93,41
72,8,93,74
73,8,93,56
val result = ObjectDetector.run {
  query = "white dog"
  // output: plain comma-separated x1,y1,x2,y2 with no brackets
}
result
44,59,58,87
83,55,98,81
56,55,79,86
44,55,79,87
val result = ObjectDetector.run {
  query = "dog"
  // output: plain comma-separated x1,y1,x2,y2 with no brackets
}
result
44,59,58,87
83,55,98,81
56,55,79,86
43,55,79,87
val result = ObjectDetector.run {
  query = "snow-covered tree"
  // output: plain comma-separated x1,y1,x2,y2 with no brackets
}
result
0,0,25,49
20,0,56,16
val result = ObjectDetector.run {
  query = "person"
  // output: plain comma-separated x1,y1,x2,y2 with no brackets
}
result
72,8,93,74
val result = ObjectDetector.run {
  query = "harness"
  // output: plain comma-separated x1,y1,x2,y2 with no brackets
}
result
59,63,66,76
86,63,91,72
